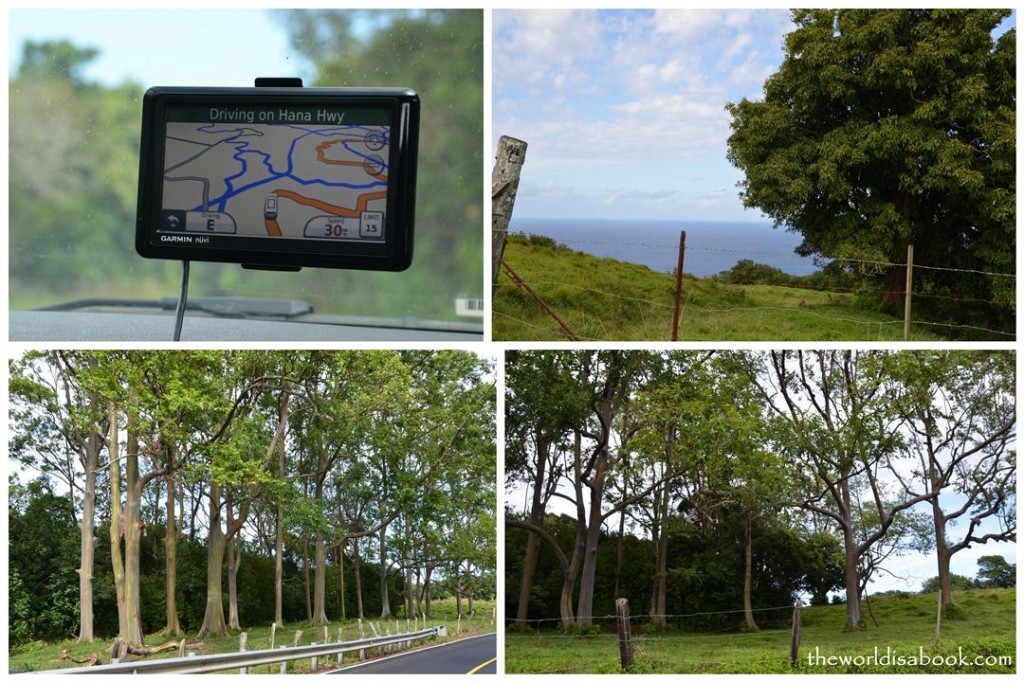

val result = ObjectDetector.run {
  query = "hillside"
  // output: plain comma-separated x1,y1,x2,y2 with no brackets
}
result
505,589,1015,674
494,238,943,341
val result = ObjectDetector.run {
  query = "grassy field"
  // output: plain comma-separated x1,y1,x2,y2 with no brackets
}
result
494,239,944,341
10,598,496,673
506,590,1015,674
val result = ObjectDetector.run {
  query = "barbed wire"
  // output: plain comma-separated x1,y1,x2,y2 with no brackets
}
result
492,309,601,341
495,274,1015,340
496,278,1011,307
504,604,795,626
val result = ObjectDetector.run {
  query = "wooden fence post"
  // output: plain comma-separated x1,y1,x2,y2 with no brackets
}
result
269,622,276,651
615,598,632,671
790,599,802,667
239,632,248,675
903,243,914,341
311,642,319,673
671,230,687,341
491,136,529,294
279,646,287,674
337,626,344,665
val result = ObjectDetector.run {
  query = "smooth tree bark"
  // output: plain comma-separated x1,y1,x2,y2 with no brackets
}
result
163,441,181,635
379,499,392,619
226,491,241,630
77,428,100,642
108,400,130,643
274,384,290,627
354,538,365,619
198,478,229,638
743,512,756,630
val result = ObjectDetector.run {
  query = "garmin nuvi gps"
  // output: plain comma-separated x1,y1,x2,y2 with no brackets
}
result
136,85,419,271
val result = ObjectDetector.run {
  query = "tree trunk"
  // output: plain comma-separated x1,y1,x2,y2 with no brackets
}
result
338,543,347,621
743,512,757,630
379,502,391,619
516,436,549,627
163,442,181,636
274,385,289,627
77,428,100,642
424,562,433,619
576,452,608,627
313,528,329,624
227,494,241,631
403,516,414,618
932,499,953,608
649,476,668,627
312,449,329,625
108,400,129,642
840,480,862,630
354,538,364,619
303,536,312,623
198,479,228,639
122,409,145,647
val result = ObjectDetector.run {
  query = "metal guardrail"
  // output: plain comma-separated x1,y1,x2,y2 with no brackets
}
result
43,626,445,674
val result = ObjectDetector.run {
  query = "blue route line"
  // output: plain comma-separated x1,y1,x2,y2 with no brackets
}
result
178,123,389,212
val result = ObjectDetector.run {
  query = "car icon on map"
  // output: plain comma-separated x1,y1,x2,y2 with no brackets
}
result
264,195,278,220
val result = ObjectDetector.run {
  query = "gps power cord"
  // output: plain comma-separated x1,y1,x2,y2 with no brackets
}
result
173,260,190,341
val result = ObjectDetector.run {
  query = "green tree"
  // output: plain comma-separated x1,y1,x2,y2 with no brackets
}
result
921,573,977,593
726,10,1015,336
884,351,1015,609
976,555,1015,588
282,9,484,317
747,350,937,630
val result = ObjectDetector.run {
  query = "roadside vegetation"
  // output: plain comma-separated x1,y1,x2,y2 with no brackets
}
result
11,597,496,673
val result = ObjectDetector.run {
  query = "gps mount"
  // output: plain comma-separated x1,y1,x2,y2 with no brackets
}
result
135,77,420,340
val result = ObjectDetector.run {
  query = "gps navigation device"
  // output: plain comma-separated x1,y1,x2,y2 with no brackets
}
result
136,86,419,271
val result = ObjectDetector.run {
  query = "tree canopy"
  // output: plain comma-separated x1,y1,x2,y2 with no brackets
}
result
726,9,1015,336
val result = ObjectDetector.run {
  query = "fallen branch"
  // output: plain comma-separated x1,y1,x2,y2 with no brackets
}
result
60,650,101,667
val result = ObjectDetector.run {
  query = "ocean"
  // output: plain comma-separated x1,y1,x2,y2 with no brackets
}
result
508,218,818,278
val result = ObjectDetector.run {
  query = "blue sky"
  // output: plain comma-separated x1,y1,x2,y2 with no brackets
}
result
493,9,1016,223
8,9,310,88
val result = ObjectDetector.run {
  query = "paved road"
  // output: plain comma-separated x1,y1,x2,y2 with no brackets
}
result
330,633,496,675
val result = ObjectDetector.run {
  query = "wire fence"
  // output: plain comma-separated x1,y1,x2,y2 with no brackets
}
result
494,239,1015,341
505,604,795,627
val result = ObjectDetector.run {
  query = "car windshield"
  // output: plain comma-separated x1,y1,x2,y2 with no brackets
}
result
9,9,483,331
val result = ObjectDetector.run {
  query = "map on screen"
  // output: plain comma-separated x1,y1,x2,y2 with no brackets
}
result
158,116,389,243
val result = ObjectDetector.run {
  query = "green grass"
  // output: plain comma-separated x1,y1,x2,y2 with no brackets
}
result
506,590,1015,674
494,239,944,341
10,598,496,673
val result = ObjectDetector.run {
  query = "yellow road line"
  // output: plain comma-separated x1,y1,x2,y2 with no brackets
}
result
466,656,497,675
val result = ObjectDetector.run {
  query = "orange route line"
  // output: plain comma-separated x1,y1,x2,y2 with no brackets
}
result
315,139,387,181
265,218,282,237
273,189,387,218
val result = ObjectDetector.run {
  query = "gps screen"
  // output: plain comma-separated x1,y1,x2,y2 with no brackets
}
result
162,104,390,243
137,88,418,271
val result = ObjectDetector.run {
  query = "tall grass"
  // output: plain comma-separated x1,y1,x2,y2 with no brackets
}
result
494,238,942,341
